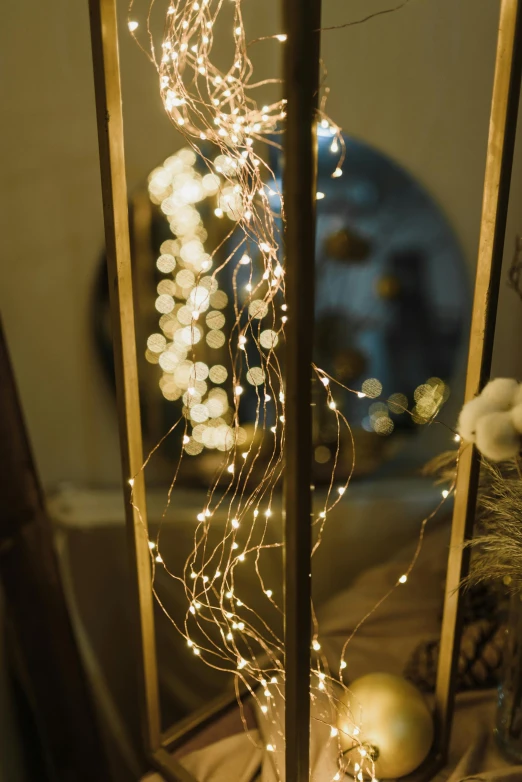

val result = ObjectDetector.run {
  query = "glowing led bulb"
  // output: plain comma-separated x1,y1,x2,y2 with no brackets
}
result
316,192,325,200
231,518,240,528
399,574,408,584
237,658,247,669
340,660,347,670
148,540,155,550
319,511,326,519
227,464,235,474
328,400,336,410
357,391,366,398
214,208,224,218
155,554,163,563
128,20,139,31
235,26,241,35
266,744,275,752
261,705,268,713
197,513,205,522
193,647,200,655
320,119,329,128
321,376,330,386
332,167,343,178
330,727,338,737
245,283,252,292
128,478,134,487
183,434,190,444
265,589,273,597
275,34,287,41
442,489,449,499
337,486,346,496
454,434,461,442
235,385,244,396
265,508,272,517
240,254,251,265
330,140,339,153
312,640,321,651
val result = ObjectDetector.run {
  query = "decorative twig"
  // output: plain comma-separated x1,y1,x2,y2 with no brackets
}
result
319,0,415,32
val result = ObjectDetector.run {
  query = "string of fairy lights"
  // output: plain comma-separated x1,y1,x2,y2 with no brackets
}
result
126,2,458,779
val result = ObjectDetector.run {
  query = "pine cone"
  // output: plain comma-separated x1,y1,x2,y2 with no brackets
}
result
404,620,506,693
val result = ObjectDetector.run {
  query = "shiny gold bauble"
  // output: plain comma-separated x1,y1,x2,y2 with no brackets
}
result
338,673,433,779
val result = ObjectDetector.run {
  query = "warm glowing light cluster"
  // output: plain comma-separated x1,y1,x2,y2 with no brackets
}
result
146,147,254,453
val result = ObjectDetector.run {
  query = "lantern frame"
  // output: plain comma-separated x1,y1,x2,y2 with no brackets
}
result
88,0,522,779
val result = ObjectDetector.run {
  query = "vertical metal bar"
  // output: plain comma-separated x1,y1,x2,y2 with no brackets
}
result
435,0,522,758
282,0,322,779
88,0,162,754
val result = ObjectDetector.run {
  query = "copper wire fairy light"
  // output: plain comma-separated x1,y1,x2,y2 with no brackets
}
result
124,2,459,778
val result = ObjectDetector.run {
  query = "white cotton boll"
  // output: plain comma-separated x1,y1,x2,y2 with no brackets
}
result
511,403,522,434
475,411,520,462
513,384,522,407
480,378,518,410
457,396,497,442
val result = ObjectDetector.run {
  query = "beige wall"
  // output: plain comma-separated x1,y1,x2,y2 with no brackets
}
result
1,0,521,489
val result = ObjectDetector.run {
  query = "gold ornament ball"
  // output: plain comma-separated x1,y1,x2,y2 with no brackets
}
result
338,673,434,779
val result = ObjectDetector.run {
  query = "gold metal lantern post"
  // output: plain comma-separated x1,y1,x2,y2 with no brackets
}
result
88,0,522,778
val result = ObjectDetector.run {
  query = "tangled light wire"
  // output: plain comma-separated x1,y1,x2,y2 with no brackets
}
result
126,1,453,778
